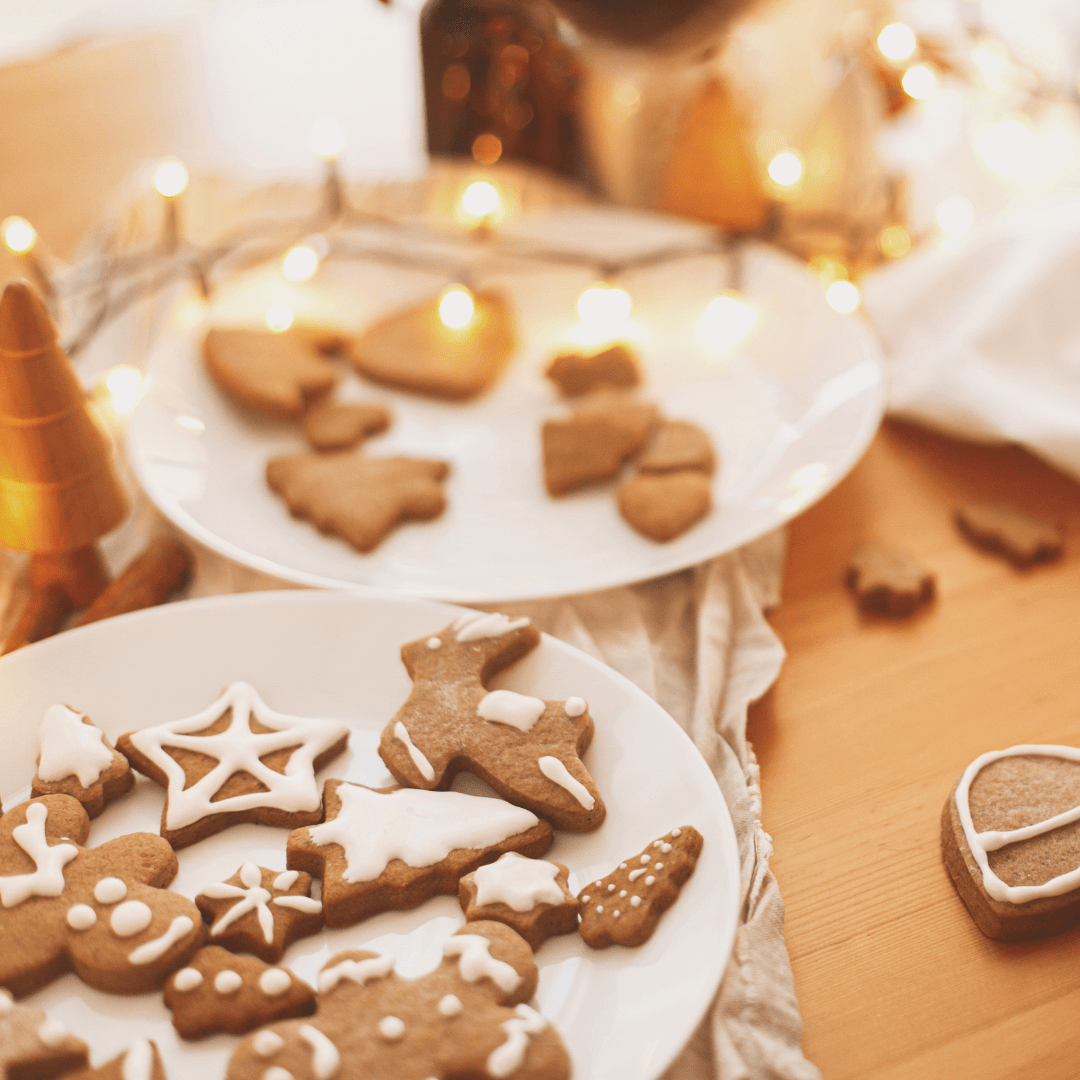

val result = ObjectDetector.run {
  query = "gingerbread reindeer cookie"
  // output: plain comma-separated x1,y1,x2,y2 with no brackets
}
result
0,989,89,1079
287,780,552,927
117,682,350,849
68,1039,168,1080
31,704,134,818
0,795,204,997
225,921,570,1080
378,613,606,832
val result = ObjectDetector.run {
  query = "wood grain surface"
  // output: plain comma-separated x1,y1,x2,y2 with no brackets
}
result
5,29,1080,1080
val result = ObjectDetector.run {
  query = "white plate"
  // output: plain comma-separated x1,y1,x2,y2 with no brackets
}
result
0,591,739,1080
127,206,885,601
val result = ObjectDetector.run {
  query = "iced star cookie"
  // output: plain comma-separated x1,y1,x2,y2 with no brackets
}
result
195,863,323,963
0,795,204,997
164,945,315,1039
225,921,570,1080
0,989,89,1079
942,745,1080,939
378,613,605,833
31,704,134,819
286,780,552,927
459,853,579,951
67,1039,168,1080
577,827,703,948
117,682,350,849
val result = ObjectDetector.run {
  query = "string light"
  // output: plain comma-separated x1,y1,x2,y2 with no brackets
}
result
825,279,860,314
936,197,974,236
767,151,804,187
104,366,143,416
878,224,911,259
309,119,346,162
460,181,501,222
2,216,37,255
265,303,295,333
577,283,632,330
438,286,475,329
699,290,756,350
901,64,938,100
153,160,188,199
282,245,320,283
877,23,917,62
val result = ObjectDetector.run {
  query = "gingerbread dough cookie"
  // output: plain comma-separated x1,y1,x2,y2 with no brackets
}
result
67,1040,168,1080
578,827,703,948
617,471,712,542
31,704,134,819
204,328,340,418
225,921,570,1080
196,863,323,963
378,613,605,832
266,452,450,553
117,682,350,850
459,853,579,951
845,542,935,616
288,780,551,927
637,420,716,475
955,502,1064,566
347,291,516,400
0,795,204,997
943,746,1080,940
301,399,390,451
545,343,640,397
164,945,315,1039
0,989,89,1080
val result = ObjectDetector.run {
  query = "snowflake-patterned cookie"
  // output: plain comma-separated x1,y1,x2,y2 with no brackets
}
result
67,1038,168,1080
196,863,323,963
224,921,569,1080
117,682,350,849
0,988,89,1079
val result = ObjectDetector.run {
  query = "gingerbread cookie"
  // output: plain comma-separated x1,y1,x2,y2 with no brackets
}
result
31,704,134,819
545,343,640,397
637,420,716,475
0,795,204,997
287,780,552,927
459,853,579,951
347,291,517,400
0,989,89,1079
955,502,1064,566
196,863,323,963
67,1040,167,1080
577,827,703,948
225,921,569,1080
617,471,712,542
204,328,341,418
942,745,1080,940
117,682,350,850
164,945,315,1039
378,613,605,832
266,453,450,553
301,399,390,452
845,542,935,616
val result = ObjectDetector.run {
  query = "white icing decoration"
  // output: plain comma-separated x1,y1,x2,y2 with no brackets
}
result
299,1024,341,1078
537,756,595,810
37,705,114,788
628,868,646,882
645,876,655,886
253,1030,286,1057
630,896,641,908
564,697,586,717
200,862,275,945
581,895,590,902
487,1004,547,1078
274,871,299,891
0,990,12,1016
121,1039,154,1080
472,853,564,912
265,1069,294,1080
477,691,546,733
126,682,350,831
613,910,620,917
671,828,681,836
438,993,463,1017
619,890,626,897
215,969,243,995
0,803,79,908
453,612,531,643
260,968,292,996
129,915,194,965
661,843,672,853
66,904,97,930
95,877,127,904
378,1016,406,1041
955,744,1080,903
618,863,627,870
394,722,435,781
37,1018,70,1047
427,637,442,650
442,934,521,993
639,855,650,864
656,863,664,870
306,785,539,883
173,967,203,991
596,905,603,912
111,900,153,938
318,954,395,993
606,884,614,892
273,895,322,914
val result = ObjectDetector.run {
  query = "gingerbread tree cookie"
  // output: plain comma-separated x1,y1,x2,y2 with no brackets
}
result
0,989,89,1079
577,827,703,948
164,945,315,1039
0,795,204,997
117,682,350,849
196,863,323,963
31,704,134,819
459,852,579,951
67,1039,168,1080
225,921,570,1080
378,613,605,832
287,780,552,927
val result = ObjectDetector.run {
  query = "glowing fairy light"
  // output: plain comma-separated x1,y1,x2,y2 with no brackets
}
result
265,304,295,333
153,159,188,199
936,197,974,236
282,245,320,283
2,216,36,255
825,280,860,314
309,118,346,162
577,284,632,330
438,286,475,329
461,181,502,221
105,366,143,416
699,290,756,350
877,22,917,61
901,65,938,100
878,224,912,259
767,151,803,187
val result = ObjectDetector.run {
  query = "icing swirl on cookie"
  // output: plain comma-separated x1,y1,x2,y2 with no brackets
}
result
537,756,595,810
0,804,79,909
453,612,531,643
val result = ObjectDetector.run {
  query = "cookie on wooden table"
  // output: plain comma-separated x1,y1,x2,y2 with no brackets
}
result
301,398,391,451
637,420,716,475
845,542,935,616
0,989,89,1080
67,1040,168,1080
545,343,640,397
954,502,1063,566
616,471,712,542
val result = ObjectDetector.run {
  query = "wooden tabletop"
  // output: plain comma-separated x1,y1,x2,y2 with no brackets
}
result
5,30,1080,1080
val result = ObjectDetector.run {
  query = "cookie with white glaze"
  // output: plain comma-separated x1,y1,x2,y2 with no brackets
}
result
225,921,569,1080
31,704,134,819
0,989,89,1080
378,613,605,833
66,1039,168,1080
286,780,552,927
459,852,579,951
577,827,703,948
164,945,315,1039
